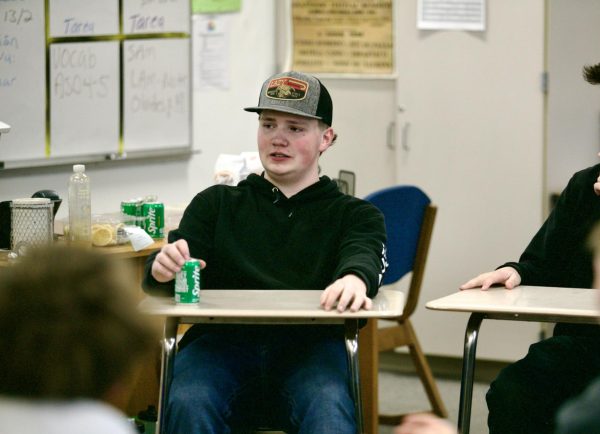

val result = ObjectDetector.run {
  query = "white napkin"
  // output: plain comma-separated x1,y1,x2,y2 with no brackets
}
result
124,226,154,251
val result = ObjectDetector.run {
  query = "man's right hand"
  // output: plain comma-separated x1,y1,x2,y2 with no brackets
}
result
459,266,522,290
151,239,205,282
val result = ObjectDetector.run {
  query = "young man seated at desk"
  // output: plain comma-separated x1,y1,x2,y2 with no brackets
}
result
457,61,600,434
0,245,158,434
142,71,387,434
395,217,600,434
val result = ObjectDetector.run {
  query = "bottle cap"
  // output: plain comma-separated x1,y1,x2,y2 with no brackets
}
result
73,164,85,173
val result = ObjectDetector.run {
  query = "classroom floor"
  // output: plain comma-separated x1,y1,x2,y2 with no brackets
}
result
377,370,490,434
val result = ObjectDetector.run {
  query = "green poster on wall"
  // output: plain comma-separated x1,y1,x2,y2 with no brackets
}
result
192,0,241,14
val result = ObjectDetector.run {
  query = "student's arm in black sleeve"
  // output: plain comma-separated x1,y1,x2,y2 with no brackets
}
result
333,201,387,298
502,169,594,287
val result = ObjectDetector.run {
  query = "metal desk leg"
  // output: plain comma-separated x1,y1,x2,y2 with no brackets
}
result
157,317,179,434
458,313,484,434
345,319,364,434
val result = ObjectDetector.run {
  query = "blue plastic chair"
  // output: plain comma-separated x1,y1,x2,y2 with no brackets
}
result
364,185,446,425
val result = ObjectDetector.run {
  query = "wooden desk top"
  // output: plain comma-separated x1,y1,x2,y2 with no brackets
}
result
139,288,404,322
0,239,165,267
92,239,165,259
426,286,600,324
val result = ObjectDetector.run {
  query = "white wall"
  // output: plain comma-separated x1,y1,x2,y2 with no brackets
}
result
318,78,397,198
546,0,600,195
393,0,546,361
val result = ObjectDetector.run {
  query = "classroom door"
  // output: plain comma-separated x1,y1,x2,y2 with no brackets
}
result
392,0,546,361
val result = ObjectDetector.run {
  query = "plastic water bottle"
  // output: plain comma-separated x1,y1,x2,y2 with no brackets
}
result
68,164,91,245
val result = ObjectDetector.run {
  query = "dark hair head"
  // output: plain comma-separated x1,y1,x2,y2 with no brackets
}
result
0,245,158,400
583,63,600,85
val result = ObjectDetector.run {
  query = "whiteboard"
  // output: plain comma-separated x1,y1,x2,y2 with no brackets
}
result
0,0,46,161
123,38,190,151
0,0,192,168
122,0,190,35
49,41,120,157
49,0,119,37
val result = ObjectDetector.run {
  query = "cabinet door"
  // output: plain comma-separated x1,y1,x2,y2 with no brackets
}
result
393,0,545,360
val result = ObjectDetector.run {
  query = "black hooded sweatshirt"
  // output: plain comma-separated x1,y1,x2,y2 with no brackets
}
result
143,174,387,298
501,163,600,336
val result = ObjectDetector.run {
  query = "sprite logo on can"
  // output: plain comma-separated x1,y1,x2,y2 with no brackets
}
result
175,259,201,303
142,202,164,239
146,207,159,234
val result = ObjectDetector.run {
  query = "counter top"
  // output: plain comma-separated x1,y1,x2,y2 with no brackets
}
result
0,238,165,266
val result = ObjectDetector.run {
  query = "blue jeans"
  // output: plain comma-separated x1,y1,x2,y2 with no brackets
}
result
165,325,356,434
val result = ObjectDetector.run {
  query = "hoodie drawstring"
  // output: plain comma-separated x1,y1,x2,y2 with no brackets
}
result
272,187,281,204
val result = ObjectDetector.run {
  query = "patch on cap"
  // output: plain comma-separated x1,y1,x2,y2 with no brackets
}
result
265,77,308,101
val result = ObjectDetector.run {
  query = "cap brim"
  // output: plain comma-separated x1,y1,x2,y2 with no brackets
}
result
243,106,323,121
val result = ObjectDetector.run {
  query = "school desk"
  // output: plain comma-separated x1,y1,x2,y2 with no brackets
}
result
426,286,600,434
139,288,405,434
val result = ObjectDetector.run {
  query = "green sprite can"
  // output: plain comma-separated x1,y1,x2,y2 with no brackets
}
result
121,198,144,227
142,201,164,238
175,259,201,304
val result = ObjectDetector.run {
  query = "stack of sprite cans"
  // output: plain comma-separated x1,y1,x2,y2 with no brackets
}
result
120,196,164,239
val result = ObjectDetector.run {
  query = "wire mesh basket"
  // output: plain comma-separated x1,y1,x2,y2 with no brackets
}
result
10,198,54,256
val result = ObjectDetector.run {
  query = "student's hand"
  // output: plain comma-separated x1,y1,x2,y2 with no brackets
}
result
394,414,457,434
320,274,372,312
459,266,522,290
151,239,206,282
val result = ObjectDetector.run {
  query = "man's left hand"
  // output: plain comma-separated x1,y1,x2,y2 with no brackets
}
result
320,274,372,312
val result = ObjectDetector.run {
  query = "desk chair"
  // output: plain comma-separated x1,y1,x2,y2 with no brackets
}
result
364,185,447,425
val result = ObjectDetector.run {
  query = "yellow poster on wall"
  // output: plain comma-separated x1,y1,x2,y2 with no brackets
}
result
291,0,393,75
